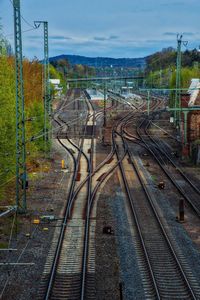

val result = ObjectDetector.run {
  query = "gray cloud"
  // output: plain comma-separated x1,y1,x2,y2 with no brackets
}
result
93,35,119,41
109,35,119,40
49,35,72,40
183,32,195,36
27,35,42,39
2,0,199,59
163,32,177,36
163,31,194,37
161,1,185,7
94,36,107,41
28,35,72,40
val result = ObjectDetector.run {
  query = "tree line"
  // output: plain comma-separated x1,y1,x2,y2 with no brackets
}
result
0,28,63,203
50,58,96,79
145,47,200,92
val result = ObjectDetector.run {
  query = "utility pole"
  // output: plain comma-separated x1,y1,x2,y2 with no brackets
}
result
174,35,182,127
34,21,50,143
147,90,150,116
174,35,188,127
103,81,107,127
159,69,162,87
13,0,27,211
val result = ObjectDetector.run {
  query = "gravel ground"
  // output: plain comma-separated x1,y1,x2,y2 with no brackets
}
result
133,151,200,288
0,139,72,300
1,102,199,299
95,173,120,300
95,169,146,300
146,112,200,248
112,182,146,300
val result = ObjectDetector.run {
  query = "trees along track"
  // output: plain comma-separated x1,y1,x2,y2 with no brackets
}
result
113,112,200,299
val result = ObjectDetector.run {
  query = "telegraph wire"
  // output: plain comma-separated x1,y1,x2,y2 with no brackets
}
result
8,0,37,29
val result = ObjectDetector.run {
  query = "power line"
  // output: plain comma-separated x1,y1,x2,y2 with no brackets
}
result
9,0,36,29
5,27,37,38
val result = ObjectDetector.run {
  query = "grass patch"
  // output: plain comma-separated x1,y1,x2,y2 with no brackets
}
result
151,175,157,182
0,241,8,248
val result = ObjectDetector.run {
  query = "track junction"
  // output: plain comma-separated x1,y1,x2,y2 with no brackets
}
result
35,88,200,300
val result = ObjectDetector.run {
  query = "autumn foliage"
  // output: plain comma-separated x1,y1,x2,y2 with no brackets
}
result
0,55,49,201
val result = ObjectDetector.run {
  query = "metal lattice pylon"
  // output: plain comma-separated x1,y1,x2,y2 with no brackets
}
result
13,0,27,211
34,21,50,142
174,34,182,126
44,21,50,139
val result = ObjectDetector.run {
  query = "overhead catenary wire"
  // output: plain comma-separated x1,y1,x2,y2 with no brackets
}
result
0,95,127,187
8,0,37,29
5,27,38,38
0,226,39,299
0,175,17,188
0,98,86,183
26,96,89,141
27,112,88,142
8,211,17,249
5,0,39,40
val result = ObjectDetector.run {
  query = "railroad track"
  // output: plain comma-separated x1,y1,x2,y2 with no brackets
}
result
39,90,200,299
112,114,200,299
38,90,131,300
121,95,200,218
136,115,200,217
38,90,93,300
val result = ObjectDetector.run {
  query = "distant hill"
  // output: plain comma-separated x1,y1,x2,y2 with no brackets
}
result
49,54,146,68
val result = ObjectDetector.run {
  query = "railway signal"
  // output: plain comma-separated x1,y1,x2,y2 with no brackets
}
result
13,0,27,211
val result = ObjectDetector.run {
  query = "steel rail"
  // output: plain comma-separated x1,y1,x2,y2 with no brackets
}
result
115,126,196,299
80,102,142,299
136,117,200,217
113,129,161,299
145,118,200,195
80,98,95,300
44,90,91,299
44,91,146,299
125,139,197,299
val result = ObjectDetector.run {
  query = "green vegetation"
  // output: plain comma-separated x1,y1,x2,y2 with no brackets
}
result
169,66,200,106
50,58,96,87
146,47,200,73
0,25,64,202
145,47,200,106
0,56,16,190
49,64,67,95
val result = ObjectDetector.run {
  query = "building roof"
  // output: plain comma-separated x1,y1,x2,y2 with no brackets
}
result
188,79,200,106
49,79,60,85
86,89,106,100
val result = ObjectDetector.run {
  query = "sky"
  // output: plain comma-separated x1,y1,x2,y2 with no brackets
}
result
0,0,200,59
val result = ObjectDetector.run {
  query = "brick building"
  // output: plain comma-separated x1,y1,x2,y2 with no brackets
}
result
181,79,200,162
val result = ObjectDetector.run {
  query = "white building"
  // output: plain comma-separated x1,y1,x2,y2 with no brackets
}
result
49,79,63,97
